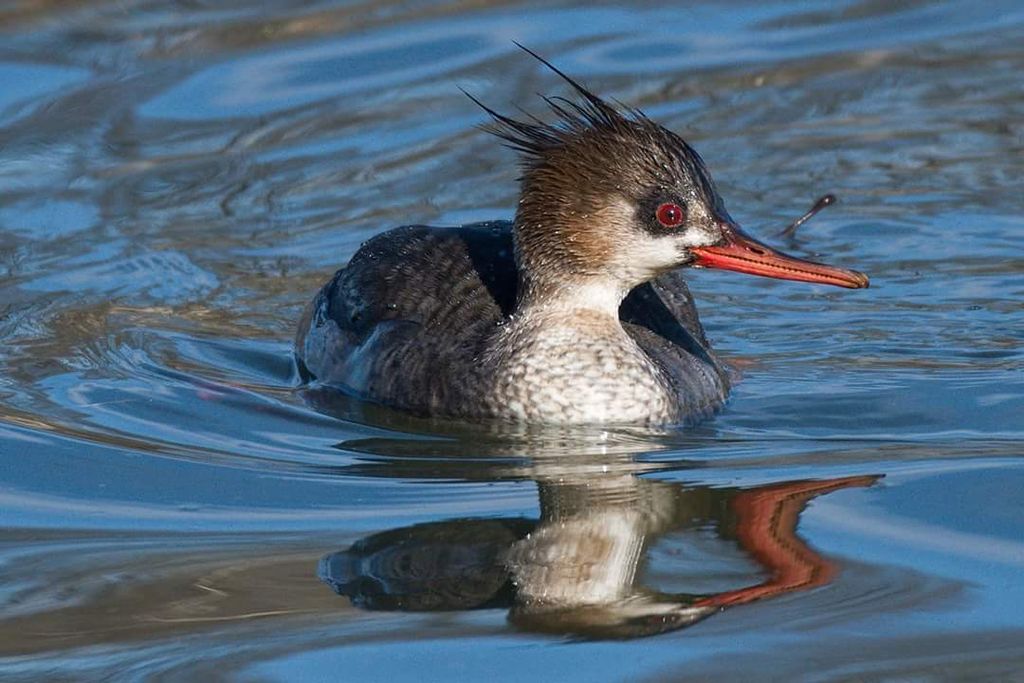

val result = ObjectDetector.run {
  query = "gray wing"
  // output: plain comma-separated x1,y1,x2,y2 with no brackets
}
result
621,272,731,420
295,222,515,415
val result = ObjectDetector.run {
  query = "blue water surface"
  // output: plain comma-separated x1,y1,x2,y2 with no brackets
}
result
0,1,1022,680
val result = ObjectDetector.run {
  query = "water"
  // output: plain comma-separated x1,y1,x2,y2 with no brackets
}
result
1,1,1022,680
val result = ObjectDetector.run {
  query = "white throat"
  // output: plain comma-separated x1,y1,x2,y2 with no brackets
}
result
518,278,628,319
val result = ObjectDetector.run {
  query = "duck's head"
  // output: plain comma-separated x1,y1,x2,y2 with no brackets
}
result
470,49,868,305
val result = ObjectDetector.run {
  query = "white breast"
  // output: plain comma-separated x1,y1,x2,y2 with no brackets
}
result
486,314,676,425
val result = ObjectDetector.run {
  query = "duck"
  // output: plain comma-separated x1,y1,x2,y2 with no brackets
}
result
295,49,868,426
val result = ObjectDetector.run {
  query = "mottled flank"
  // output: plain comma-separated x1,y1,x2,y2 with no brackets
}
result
296,223,729,425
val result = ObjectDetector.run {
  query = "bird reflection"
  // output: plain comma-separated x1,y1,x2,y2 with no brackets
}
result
318,439,877,639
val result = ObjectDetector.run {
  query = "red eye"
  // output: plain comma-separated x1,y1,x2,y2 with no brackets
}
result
656,202,686,228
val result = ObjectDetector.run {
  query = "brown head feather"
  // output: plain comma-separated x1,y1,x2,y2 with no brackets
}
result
464,46,729,301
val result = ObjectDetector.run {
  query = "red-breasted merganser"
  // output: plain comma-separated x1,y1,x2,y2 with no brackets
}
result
296,52,868,426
